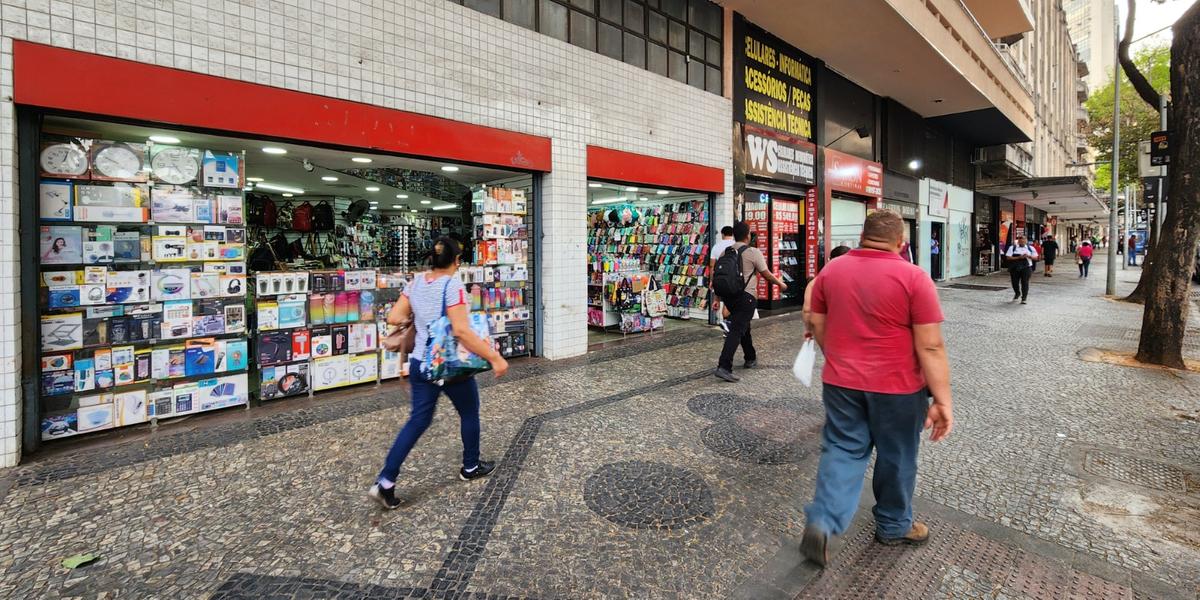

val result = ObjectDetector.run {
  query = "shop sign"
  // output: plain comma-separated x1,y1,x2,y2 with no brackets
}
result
1142,176,1167,204
741,125,816,185
883,171,919,203
1149,130,1170,166
824,147,882,198
805,187,819,280
733,15,816,142
880,201,918,220
927,180,949,218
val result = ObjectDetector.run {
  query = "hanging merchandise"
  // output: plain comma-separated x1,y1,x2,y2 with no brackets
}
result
291,202,314,233
313,200,335,231
643,278,668,318
469,186,534,358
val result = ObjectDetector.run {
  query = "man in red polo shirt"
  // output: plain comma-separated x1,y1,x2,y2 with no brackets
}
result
800,209,954,567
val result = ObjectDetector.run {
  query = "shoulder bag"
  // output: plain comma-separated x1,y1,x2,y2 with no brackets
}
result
421,279,493,382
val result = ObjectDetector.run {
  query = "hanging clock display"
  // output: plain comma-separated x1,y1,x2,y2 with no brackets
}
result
90,142,147,182
40,141,90,178
150,146,201,185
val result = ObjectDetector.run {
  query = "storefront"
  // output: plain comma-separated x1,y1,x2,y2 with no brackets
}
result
919,179,950,280
17,42,551,448
973,194,997,274
584,147,722,344
946,185,974,280
730,14,819,311
823,148,883,259
881,172,921,264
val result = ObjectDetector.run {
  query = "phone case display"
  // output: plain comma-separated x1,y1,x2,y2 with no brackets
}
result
37,137,250,441
471,187,533,358
772,200,802,302
588,200,710,326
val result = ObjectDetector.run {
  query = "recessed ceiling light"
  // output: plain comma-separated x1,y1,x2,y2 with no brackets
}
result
148,135,180,144
370,206,378,210
441,166,460,172
243,186,253,192
640,196,648,201
396,194,409,199
365,186,380,192
588,183,603,188
656,190,669,195
321,176,338,182
352,157,373,163
433,204,459,211
246,177,265,182
392,204,403,209
420,200,432,205
262,147,288,155
907,159,922,171
254,182,305,194
625,187,639,192
282,193,294,197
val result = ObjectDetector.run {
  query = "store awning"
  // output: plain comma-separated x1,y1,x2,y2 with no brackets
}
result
977,176,1109,221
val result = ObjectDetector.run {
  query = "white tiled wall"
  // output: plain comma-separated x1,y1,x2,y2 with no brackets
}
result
0,0,733,465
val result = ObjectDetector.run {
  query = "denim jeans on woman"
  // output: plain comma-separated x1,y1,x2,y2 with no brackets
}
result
378,358,481,484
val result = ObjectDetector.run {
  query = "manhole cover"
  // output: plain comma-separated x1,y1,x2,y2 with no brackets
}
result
1075,323,1130,339
583,461,714,530
946,283,1007,291
1082,451,1193,493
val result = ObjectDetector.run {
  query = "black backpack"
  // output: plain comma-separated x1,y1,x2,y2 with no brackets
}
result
313,201,335,231
712,245,750,299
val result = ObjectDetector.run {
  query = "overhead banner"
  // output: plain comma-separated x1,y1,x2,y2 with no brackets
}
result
741,125,816,186
733,15,817,143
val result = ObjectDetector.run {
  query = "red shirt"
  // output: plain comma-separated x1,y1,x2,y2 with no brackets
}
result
810,248,945,394
1079,245,1094,259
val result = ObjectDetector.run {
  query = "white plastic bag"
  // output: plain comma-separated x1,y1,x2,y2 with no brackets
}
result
793,338,816,387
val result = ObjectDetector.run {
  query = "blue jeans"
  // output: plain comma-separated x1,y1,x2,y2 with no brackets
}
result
377,359,481,483
805,384,929,538
1128,252,1137,266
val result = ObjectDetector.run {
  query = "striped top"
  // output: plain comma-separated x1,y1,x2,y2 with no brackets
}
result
403,273,467,361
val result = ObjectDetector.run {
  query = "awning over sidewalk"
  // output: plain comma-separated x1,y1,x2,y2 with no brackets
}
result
977,176,1108,221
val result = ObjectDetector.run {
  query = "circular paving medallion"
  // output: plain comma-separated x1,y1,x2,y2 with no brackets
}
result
583,461,715,530
700,406,824,465
687,393,757,420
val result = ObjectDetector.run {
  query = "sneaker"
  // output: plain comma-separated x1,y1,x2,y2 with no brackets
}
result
1012,293,1020,302
875,521,930,546
1021,299,1027,304
368,483,402,510
460,460,497,481
799,524,829,567
743,359,758,369
714,368,740,382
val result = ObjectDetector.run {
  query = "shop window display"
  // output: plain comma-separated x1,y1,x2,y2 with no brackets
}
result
30,115,538,443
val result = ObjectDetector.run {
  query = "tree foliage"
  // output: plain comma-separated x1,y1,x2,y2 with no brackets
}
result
1085,44,1170,192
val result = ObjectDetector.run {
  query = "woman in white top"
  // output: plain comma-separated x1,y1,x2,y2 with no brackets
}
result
1004,236,1039,304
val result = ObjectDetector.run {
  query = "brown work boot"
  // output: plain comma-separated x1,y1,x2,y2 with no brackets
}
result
799,524,830,568
874,521,930,546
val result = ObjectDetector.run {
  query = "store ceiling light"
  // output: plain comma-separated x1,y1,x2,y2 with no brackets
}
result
365,186,380,192
625,187,639,192
396,194,409,199
441,166,460,172
262,147,288,155
282,193,294,198
588,183,603,188
370,206,378,210
254,182,305,194
246,177,265,182
352,157,373,163
433,204,459,211
148,135,181,144
656,190,669,195
321,176,339,182
591,198,623,205
391,204,403,209
410,209,418,213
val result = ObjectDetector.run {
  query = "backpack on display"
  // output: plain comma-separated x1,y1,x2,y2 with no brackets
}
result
712,245,750,300
313,201,335,231
248,194,277,228
292,202,314,232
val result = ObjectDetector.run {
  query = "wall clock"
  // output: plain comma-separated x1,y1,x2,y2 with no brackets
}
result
40,142,90,178
151,147,201,185
91,142,146,181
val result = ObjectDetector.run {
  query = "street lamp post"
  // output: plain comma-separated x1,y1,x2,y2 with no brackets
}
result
1106,3,1120,296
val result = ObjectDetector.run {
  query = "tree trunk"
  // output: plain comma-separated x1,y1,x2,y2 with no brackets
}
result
1123,217,1156,304
1135,4,1200,369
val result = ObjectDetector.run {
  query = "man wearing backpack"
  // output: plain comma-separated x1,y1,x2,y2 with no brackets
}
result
712,222,788,382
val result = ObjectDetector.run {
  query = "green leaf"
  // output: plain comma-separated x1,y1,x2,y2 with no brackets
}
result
61,553,98,569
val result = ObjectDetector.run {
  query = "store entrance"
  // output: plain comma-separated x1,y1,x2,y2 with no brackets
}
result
586,181,713,346
741,191,805,310
930,221,945,280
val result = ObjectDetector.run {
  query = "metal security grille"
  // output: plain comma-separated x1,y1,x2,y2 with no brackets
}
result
1082,451,1194,493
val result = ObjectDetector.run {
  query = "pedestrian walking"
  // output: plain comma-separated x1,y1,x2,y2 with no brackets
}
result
711,221,788,382
1077,241,1094,278
369,237,509,510
1127,233,1139,267
803,245,851,335
799,210,953,567
709,226,735,335
1004,236,1038,304
1069,236,1078,254
1041,235,1059,277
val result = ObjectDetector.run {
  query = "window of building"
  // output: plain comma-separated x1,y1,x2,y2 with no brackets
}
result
448,0,723,95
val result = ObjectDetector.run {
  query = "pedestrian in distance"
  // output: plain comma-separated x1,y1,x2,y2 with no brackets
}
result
1041,235,1059,277
369,237,509,510
1004,236,1038,304
711,221,788,382
709,226,736,335
1128,233,1139,267
1077,240,1094,278
799,210,953,568
803,245,851,336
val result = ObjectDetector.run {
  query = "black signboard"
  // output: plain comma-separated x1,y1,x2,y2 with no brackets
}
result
732,15,817,142
741,125,816,186
1142,176,1167,204
1149,130,1170,166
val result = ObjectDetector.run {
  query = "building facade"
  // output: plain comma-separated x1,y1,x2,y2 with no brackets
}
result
1065,0,1117,93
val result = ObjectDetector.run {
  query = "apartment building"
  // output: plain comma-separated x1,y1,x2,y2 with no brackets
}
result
1065,0,1117,93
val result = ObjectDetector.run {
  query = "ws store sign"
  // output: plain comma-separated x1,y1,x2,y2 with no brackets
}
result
732,15,819,194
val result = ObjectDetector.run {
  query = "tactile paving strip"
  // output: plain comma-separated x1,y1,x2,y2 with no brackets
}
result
1082,451,1191,493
